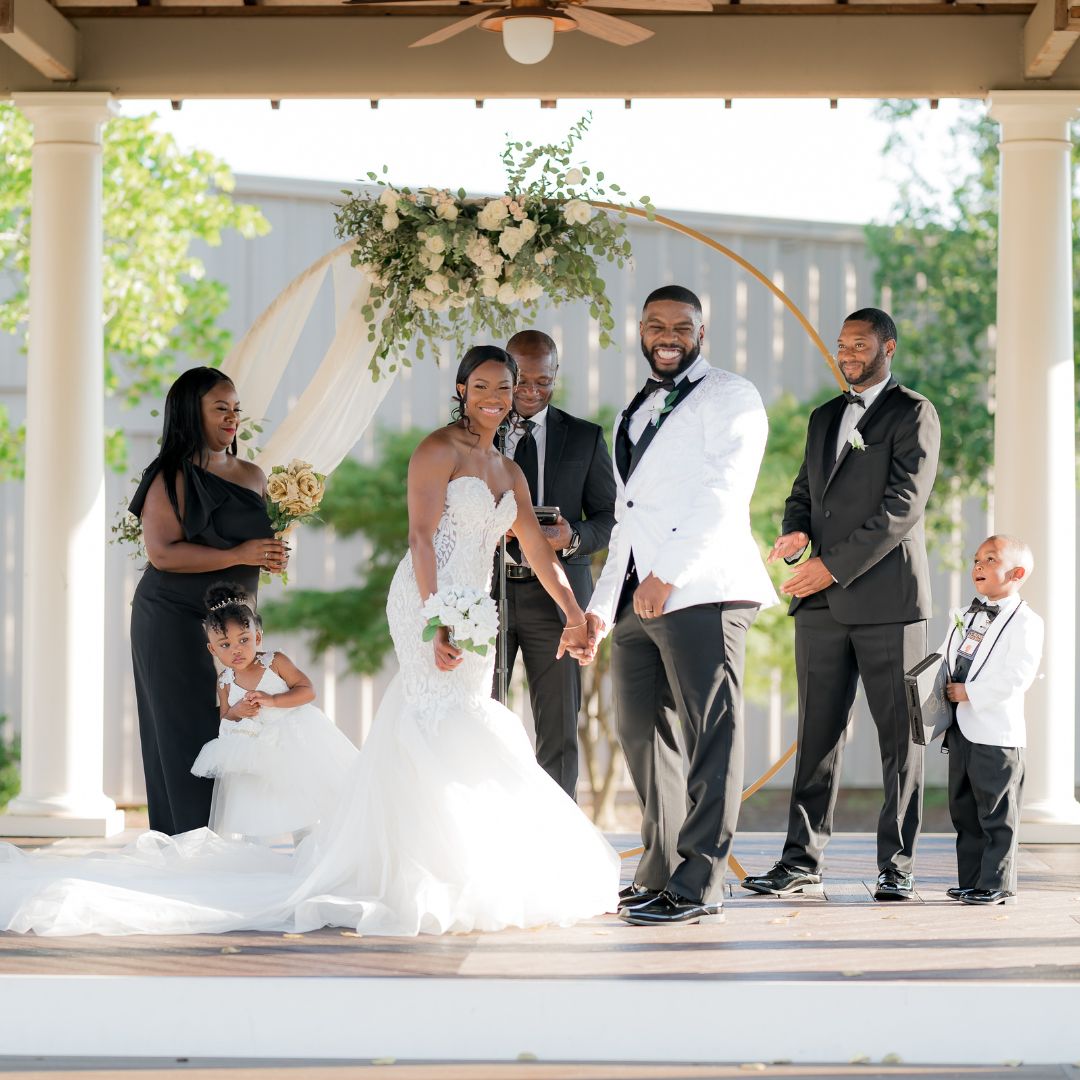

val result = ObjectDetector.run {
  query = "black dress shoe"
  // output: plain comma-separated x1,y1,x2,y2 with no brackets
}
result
741,862,821,898
874,868,915,901
946,887,974,901
616,884,661,910
619,890,725,926
960,889,1017,906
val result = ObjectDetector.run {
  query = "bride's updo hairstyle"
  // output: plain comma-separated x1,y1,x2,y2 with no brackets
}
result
203,582,262,637
449,345,520,435
156,367,238,522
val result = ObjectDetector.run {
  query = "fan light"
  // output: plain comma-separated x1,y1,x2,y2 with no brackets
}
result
501,16,555,63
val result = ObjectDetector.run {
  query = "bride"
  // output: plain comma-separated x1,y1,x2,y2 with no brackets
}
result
0,345,619,936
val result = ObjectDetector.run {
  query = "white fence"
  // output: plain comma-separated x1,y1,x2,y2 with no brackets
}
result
0,175,992,804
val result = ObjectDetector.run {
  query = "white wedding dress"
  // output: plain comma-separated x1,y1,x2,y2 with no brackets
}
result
0,476,619,936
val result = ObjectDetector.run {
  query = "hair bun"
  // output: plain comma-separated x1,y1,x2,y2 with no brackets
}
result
204,582,251,612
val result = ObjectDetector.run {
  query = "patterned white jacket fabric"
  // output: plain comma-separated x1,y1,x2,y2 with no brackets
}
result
588,360,778,629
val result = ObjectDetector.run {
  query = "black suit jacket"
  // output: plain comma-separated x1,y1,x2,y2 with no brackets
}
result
511,405,616,611
782,377,941,625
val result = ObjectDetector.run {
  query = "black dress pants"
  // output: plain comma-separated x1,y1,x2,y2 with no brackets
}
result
495,577,581,798
782,604,926,874
946,724,1024,893
612,599,758,905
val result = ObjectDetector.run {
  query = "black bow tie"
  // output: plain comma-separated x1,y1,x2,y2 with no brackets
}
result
843,390,866,408
642,375,677,395
967,599,1000,620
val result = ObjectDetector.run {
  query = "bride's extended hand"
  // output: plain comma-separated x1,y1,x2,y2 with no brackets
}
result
433,625,464,672
557,620,592,664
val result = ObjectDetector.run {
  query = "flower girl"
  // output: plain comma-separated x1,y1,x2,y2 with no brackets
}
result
192,583,359,843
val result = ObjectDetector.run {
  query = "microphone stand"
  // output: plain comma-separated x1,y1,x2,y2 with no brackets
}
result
495,420,510,706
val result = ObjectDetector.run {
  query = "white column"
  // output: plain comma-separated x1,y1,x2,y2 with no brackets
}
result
0,93,124,838
989,90,1080,842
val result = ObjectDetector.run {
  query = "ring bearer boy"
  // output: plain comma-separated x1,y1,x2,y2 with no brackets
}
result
941,534,1044,907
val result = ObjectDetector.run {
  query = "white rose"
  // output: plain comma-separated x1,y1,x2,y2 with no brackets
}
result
480,276,499,299
498,227,527,259
378,188,400,209
563,199,594,226
519,219,537,240
518,280,544,302
382,211,401,232
477,199,510,231
424,234,446,254
430,294,451,313
534,247,556,267
409,289,431,311
425,272,449,295
436,201,459,221
496,281,517,304
419,249,444,271
564,168,584,187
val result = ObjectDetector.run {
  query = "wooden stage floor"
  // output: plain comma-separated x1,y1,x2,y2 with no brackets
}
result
1,831,1078,983
0,831,1078,1068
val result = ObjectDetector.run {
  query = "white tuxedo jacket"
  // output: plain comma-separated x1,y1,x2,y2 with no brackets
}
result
937,597,1044,748
588,361,777,629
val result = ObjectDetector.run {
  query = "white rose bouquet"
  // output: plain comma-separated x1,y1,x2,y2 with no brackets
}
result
334,114,654,378
263,458,327,585
421,587,499,658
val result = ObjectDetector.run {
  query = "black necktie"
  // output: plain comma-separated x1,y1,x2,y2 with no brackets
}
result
967,599,1000,620
513,419,539,507
843,390,866,408
642,375,677,396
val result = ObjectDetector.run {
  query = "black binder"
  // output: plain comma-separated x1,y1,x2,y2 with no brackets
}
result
904,652,953,746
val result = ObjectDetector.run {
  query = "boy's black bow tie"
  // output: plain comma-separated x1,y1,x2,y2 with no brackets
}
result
967,599,1000,619
843,390,866,407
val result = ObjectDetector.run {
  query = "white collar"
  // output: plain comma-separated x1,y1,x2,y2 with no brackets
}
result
520,405,549,431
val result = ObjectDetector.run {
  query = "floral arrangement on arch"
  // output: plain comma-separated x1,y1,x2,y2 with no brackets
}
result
334,115,654,377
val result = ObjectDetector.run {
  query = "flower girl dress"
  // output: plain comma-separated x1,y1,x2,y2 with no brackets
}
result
191,652,359,840
0,476,618,936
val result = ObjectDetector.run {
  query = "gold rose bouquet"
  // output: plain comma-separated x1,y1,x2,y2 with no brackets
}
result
263,459,326,585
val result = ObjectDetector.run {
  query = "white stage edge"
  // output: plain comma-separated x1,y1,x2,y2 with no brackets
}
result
1,976,1078,1065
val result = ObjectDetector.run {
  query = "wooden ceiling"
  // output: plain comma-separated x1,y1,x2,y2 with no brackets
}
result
3,0,1080,99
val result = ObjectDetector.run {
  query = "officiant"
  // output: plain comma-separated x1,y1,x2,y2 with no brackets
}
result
493,330,616,798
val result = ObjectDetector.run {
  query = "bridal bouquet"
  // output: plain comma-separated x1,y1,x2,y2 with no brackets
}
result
421,587,499,657
263,458,327,585
335,114,654,377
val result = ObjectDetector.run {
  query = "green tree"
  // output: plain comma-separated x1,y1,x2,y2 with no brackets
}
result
262,428,423,674
0,106,270,479
864,100,1080,546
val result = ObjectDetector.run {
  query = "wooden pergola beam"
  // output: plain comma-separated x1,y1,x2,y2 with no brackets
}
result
1025,0,1080,77
0,0,79,80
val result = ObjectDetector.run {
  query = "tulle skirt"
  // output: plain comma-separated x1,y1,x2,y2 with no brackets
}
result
0,674,619,937
191,704,359,838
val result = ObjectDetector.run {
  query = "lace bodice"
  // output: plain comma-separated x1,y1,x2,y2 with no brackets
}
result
387,475,517,725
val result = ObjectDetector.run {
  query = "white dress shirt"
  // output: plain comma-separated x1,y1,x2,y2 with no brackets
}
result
503,405,548,506
627,354,709,445
835,375,889,462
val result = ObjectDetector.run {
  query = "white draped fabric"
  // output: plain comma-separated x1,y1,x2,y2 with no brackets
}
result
227,243,395,477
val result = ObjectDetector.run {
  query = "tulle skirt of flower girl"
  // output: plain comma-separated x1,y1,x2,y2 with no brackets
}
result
0,675,619,937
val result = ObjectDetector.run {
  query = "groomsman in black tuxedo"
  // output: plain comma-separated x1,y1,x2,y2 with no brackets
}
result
494,330,616,797
742,308,941,902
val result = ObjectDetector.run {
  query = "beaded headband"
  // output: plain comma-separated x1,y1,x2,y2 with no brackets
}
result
209,596,249,612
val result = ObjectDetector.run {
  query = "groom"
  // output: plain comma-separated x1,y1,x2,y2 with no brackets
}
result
586,285,777,926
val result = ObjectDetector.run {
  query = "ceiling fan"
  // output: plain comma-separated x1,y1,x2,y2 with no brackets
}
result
342,0,714,64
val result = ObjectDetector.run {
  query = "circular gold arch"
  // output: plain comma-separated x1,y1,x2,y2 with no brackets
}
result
600,203,847,881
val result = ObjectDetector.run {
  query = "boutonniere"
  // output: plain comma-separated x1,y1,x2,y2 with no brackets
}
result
953,613,965,633
652,388,680,428
848,430,866,452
